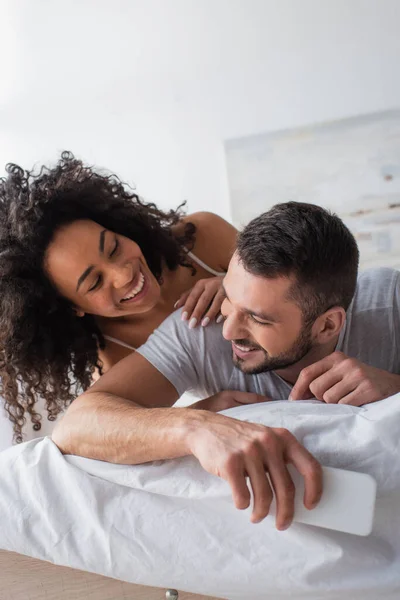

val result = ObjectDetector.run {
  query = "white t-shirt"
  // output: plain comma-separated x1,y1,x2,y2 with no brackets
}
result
137,268,400,400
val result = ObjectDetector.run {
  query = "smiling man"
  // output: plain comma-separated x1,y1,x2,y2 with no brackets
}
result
53,202,400,529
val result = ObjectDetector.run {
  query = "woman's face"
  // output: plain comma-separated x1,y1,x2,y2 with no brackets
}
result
44,219,162,318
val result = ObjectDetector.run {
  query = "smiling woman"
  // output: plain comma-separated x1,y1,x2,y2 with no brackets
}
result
45,220,165,319
0,152,236,441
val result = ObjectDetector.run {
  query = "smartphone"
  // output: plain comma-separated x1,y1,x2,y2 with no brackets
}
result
267,465,377,536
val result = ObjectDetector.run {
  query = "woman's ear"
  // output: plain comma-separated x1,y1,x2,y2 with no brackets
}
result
74,308,85,318
312,306,346,344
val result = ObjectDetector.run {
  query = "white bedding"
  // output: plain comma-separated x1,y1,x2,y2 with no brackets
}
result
1,396,400,599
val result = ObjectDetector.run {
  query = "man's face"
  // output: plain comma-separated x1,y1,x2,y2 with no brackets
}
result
221,254,314,375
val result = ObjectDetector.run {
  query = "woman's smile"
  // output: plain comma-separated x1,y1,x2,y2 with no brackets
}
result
119,267,148,305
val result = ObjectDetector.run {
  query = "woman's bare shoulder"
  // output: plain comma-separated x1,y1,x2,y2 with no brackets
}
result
182,212,237,271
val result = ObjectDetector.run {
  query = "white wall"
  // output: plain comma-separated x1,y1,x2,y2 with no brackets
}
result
1,0,400,220
0,0,400,444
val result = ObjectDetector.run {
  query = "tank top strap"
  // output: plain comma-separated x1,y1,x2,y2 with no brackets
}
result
185,250,226,277
103,334,136,351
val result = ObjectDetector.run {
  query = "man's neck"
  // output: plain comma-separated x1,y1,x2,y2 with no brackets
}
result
274,336,339,386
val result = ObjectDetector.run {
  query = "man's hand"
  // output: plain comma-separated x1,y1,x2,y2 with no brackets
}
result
190,390,272,412
290,351,400,405
186,411,322,530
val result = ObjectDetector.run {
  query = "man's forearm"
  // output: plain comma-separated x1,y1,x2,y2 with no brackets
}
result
52,390,324,529
52,392,206,464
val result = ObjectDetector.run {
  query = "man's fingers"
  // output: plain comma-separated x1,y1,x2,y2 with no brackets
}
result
338,388,369,406
264,453,295,530
290,353,344,400
244,458,273,523
308,370,343,401
290,375,314,401
225,461,251,511
320,379,357,404
290,388,314,401
285,434,323,510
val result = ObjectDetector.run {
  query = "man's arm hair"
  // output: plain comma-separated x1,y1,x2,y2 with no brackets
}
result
51,343,324,529
52,352,182,461
52,377,324,530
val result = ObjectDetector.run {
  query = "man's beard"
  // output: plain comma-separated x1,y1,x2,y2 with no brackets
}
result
232,323,314,375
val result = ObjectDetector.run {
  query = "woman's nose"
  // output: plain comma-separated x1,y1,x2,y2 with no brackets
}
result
112,263,133,289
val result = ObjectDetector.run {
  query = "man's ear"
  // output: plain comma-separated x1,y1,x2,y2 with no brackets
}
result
74,308,85,318
312,306,346,344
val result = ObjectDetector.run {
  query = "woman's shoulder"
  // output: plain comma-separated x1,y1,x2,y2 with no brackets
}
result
183,210,233,231
181,211,237,271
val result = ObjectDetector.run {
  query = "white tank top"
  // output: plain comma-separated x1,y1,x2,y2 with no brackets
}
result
103,251,225,351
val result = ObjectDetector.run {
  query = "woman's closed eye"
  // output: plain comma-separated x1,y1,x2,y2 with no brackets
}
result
88,274,102,292
109,238,119,258
86,239,118,293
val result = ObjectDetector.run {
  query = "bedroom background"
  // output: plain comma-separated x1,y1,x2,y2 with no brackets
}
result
1,0,400,448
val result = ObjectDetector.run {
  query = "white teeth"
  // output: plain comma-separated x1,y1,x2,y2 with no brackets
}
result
234,344,255,352
122,273,145,301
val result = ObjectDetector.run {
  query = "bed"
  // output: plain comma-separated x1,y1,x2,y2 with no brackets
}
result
1,396,400,599
0,550,217,600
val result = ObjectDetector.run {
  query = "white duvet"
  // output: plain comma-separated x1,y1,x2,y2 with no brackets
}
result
1,396,400,600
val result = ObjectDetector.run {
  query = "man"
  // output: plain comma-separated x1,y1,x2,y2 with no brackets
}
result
53,202,400,530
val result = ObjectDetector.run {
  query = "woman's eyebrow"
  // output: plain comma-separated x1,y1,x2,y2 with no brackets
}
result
76,229,108,291
99,229,107,254
76,266,94,291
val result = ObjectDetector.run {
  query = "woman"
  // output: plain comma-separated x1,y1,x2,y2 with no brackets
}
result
0,152,237,441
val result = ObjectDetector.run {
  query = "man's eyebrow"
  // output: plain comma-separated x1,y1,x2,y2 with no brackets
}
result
221,283,277,323
76,266,94,291
99,229,107,254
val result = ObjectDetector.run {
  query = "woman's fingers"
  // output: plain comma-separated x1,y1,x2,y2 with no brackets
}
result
180,284,205,324
180,278,224,327
201,288,226,325
174,290,191,310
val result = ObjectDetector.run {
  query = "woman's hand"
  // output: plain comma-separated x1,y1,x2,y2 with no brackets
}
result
190,391,272,412
175,276,226,328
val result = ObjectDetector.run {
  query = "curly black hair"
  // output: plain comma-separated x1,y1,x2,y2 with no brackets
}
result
0,152,196,442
